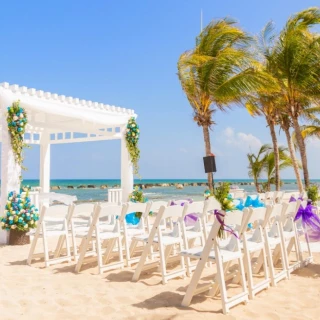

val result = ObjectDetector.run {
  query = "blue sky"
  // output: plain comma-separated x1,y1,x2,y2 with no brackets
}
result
1,0,320,180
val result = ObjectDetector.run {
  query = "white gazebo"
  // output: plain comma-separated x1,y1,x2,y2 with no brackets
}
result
0,82,135,243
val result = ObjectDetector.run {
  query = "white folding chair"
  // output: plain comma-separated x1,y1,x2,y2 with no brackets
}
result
132,205,186,284
242,207,270,299
180,201,207,276
27,205,72,267
284,201,313,267
181,211,248,314
122,202,152,266
263,204,288,286
75,203,126,274
146,200,171,233
67,203,96,261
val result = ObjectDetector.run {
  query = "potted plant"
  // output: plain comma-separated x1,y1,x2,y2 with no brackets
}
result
1,191,39,245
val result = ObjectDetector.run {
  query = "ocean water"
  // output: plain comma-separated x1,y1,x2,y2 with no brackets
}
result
17,178,316,202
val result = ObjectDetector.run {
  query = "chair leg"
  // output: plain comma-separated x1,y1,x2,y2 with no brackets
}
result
54,235,65,259
42,236,50,268
181,249,208,307
159,243,168,285
64,232,72,263
215,251,229,314
75,237,90,273
27,234,38,265
118,237,124,268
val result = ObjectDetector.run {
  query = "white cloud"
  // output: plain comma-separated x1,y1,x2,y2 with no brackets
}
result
221,127,262,153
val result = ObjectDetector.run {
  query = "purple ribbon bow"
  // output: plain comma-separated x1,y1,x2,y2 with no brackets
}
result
294,200,320,242
214,210,239,239
171,199,197,227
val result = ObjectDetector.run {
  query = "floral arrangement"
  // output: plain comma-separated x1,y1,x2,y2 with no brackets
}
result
128,186,147,219
129,185,146,203
1,191,39,232
307,185,320,205
7,101,29,171
212,182,236,237
126,117,140,175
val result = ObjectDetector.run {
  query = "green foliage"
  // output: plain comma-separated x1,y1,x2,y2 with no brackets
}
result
247,144,297,192
129,186,147,219
213,182,235,212
126,117,140,175
211,182,235,238
307,185,319,204
129,185,145,203
6,101,29,174
1,191,39,232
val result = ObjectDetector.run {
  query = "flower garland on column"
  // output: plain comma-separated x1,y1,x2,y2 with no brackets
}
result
125,117,140,175
6,100,29,173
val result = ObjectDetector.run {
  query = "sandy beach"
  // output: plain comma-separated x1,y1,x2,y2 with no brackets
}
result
1,240,319,320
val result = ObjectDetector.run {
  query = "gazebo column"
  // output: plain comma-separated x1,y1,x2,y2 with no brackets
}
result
39,136,51,193
121,133,133,202
0,94,21,244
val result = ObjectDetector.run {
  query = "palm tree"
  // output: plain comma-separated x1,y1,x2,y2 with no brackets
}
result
247,144,272,192
178,18,273,191
269,7,320,188
245,22,282,191
248,143,298,192
263,145,296,191
279,114,304,193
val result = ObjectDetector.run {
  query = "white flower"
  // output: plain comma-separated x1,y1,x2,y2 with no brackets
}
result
8,197,12,201
127,129,130,132
24,224,28,229
132,124,136,127
132,133,135,136
30,220,34,224
131,196,135,199
26,212,30,216
9,216,13,220
11,225,16,229
13,116,18,121
20,113,24,118
1,222,4,227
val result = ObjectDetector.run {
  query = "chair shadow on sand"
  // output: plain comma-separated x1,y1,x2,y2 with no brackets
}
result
293,263,320,279
132,291,221,314
106,269,164,286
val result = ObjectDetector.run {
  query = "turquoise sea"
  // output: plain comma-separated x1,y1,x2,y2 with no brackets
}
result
18,179,318,202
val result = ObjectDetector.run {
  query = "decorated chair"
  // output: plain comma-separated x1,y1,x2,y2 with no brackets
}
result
180,211,248,314
27,205,72,267
122,202,152,266
132,204,186,284
180,201,207,276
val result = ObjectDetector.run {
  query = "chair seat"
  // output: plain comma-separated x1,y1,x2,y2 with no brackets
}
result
241,240,264,252
282,230,295,239
180,246,241,262
185,230,203,240
154,235,181,246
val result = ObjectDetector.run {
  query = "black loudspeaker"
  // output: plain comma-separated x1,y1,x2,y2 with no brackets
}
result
203,155,217,173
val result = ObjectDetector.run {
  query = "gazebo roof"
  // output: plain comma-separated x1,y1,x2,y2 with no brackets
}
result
0,82,136,144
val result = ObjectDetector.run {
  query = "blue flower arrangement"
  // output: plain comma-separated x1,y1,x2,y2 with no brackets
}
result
126,117,140,175
1,191,39,232
6,100,29,171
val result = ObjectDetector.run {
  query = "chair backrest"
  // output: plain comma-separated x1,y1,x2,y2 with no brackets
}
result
125,202,152,219
182,201,207,218
44,205,70,219
206,197,221,211
162,204,185,220
150,201,170,213
281,201,298,220
248,207,268,226
71,203,95,218
224,210,244,231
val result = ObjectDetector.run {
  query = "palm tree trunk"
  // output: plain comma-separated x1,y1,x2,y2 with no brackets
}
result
292,116,310,188
283,125,304,193
202,125,214,191
268,119,280,191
